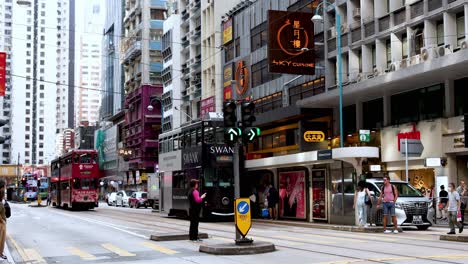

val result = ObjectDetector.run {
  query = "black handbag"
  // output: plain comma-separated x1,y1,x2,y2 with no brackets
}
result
4,201,11,218
365,195,372,208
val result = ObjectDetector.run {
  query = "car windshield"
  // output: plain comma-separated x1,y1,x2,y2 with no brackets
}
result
141,193,147,198
376,182,424,197
125,190,134,196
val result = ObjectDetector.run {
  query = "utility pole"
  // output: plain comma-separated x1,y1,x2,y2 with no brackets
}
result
16,153,20,200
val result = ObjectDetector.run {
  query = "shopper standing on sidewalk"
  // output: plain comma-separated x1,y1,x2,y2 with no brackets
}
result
0,180,7,260
267,184,279,220
188,179,206,241
439,185,449,220
377,176,399,234
447,183,463,235
353,181,372,227
461,186,468,225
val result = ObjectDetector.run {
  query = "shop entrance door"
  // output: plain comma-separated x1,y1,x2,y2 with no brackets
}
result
311,169,327,221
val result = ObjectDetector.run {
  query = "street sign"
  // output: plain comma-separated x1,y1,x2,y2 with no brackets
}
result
243,127,260,142
359,130,370,142
234,198,251,237
317,149,332,160
400,139,424,157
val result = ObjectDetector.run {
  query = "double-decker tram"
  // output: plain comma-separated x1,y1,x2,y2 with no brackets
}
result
50,150,100,210
159,114,234,218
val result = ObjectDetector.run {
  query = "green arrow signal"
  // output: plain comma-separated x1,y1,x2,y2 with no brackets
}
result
247,129,256,141
227,128,241,141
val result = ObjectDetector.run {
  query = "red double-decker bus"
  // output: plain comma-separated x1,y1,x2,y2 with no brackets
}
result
50,150,100,210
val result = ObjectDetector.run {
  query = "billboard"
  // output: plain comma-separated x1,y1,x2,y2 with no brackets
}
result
223,18,233,44
200,96,215,117
267,10,315,75
279,170,306,219
0,52,6,96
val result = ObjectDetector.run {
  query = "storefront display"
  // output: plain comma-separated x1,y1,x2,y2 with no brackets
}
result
279,171,306,219
312,170,326,220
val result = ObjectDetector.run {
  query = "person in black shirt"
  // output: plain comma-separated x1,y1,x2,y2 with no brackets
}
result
439,185,448,220
267,184,279,220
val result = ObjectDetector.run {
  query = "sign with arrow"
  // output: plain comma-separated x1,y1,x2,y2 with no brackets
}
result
224,127,242,144
244,127,261,142
235,198,251,237
400,139,424,157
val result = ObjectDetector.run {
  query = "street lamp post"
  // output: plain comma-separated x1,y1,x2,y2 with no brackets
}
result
147,96,164,131
312,1,344,148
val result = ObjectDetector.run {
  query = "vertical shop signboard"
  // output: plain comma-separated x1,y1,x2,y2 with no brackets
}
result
279,171,306,219
0,52,6,96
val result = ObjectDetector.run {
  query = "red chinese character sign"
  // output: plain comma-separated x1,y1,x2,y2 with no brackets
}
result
267,10,315,75
235,60,249,96
0,52,6,96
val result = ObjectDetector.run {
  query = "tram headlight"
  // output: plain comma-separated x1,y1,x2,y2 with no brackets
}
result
222,197,230,206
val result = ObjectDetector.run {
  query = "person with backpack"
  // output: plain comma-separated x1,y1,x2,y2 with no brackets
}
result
0,180,7,260
353,181,372,227
377,176,399,234
188,179,206,242
267,184,279,220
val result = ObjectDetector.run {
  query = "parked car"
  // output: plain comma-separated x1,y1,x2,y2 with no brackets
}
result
332,179,432,230
107,192,117,206
115,190,135,207
129,192,149,208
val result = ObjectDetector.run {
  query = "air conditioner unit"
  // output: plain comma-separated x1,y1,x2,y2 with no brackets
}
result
460,40,468,50
353,8,361,19
373,67,382,76
410,55,421,65
388,61,401,72
340,24,348,34
329,26,337,38
438,45,452,57
400,59,408,68
420,47,437,61
357,72,367,82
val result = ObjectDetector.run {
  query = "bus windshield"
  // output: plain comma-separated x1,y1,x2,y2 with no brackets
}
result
203,168,233,187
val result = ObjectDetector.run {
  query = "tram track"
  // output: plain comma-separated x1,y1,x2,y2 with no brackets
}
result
57,207,468,264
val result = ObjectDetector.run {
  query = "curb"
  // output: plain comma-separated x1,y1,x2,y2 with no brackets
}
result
150,232,209,241
199,241,275,255
440,235,468,242
253,219,403,233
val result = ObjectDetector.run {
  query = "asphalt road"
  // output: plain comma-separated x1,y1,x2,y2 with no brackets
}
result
4,202,468,264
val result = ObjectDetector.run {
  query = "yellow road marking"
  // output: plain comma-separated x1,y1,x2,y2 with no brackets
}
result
66,247,97,260
302,233,366,243
101,243,136,257
426,254,468,259
24,248,46,263
141,242,179,255
274,235,335,244
7,234,29,262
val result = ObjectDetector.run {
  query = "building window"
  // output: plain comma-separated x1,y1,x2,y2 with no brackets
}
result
457,13,465,47
454,77,468,116
224,42,234,62
436,20,444,46
289,77,326,106
343,105,357,135
402,34,408,59
235,37,240,57
385,39,391,68
391,84,444,125
250,22,267,52
254,92,283,114
26,126,30,132
150,9,165,20
251,59,280,87
363,98,384,129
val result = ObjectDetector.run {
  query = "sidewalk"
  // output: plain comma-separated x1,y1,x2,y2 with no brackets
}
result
253,218,403,233
4,240,15,264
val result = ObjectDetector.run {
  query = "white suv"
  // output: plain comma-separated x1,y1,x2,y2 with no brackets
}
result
115,190,135,207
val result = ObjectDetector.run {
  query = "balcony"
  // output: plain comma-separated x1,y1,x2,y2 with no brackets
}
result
150,0,166,8
120,40,142,63
378,15,390,32
150,20,164,30
149,40,162,50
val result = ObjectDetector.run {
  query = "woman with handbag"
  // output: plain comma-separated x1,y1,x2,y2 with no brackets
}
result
0,180,7,259
353,181,373,227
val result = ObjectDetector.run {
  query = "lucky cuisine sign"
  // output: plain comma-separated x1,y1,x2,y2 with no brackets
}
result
267,10,315,75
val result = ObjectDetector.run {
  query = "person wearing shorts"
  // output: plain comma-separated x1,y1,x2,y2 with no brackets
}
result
377,176,399,234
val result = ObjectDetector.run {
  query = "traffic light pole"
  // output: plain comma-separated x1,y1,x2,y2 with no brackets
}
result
234,104,242,240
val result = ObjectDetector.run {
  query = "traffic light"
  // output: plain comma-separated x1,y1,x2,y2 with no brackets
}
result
224,127,242,145
223,100,237,127
21,177,26,186
241,101,256,127
243,127,261,143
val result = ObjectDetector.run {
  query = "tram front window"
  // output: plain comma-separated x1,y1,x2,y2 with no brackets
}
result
203,168,233,188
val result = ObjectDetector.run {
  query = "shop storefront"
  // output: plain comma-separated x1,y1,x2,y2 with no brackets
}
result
381,121,448,190
443,116,468,187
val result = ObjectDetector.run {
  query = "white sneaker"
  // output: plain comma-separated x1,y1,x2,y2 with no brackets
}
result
393,230,399,234
384,230,392,234
364,224,370,227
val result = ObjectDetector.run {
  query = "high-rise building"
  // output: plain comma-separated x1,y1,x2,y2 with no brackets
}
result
75,0,103,127
0,0,13,164
121,0,166,187
101,0,125,121
56,0,75,132
11,0,67,165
